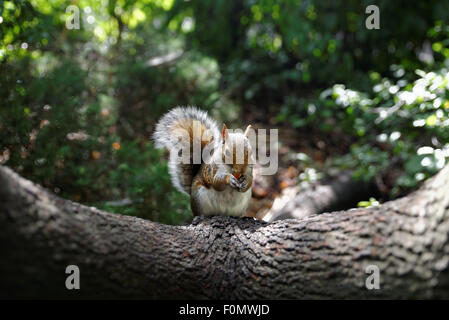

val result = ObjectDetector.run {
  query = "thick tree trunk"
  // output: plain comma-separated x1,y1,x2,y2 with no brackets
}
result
1,165,449,299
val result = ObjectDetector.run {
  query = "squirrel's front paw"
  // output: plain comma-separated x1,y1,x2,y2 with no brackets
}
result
228,174,240,190
238,177,249,192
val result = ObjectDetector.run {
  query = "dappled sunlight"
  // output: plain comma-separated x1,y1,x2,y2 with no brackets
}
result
1,0,449,225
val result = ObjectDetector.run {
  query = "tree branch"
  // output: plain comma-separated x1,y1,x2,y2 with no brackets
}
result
1,165,449,299
264,171,377,221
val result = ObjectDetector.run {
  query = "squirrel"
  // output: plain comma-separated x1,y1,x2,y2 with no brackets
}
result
153,106,254,217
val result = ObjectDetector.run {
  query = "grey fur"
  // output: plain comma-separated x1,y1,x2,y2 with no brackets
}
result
153,106,220,194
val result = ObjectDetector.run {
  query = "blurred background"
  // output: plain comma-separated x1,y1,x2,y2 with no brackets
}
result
1,0,449,225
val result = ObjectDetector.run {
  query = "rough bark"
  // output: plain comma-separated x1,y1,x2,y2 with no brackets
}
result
1,165,449,299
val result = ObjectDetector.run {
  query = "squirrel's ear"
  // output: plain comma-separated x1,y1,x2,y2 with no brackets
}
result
222,124,229,143
244,125,252,138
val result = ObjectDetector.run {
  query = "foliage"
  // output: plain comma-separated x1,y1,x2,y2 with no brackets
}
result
169,0,449,101
326,66,449,196
1,0,449,222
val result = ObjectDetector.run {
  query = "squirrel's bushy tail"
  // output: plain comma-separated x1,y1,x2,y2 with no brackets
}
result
153,106,219,194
